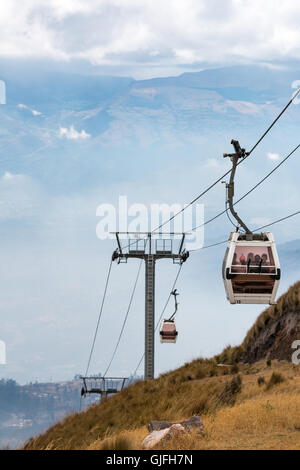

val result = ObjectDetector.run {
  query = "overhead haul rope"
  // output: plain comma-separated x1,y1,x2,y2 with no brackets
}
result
152,88,300,233
131,207,300,375
191,143,300,232
82,208,300,397
84,258,113,377
254,210,300,232
103,258,143,377
132,263,183,376
189,209,300,252
121,89,300,252
92,90,300,377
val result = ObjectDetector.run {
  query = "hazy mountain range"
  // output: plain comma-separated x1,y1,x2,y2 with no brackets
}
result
1,62,300,189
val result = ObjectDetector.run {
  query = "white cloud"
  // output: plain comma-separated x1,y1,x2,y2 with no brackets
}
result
2,171,24,180
267,152,280,160
0,1,300,75
174,49,198,64
18,103,42,116
59,125,91,140
226,100,260,115
3,171,15,180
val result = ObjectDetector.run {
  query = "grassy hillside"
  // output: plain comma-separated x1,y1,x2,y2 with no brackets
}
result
23,360,300,450
216,281,300,364
23,282,300,450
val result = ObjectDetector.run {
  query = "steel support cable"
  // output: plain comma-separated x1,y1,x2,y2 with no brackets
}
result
132,208,300,375
151,88,300,234
120,90,300,253
189,209,300,252
190,143,300,232
188,239,229,252
132,263,183,376
253,210,300,232
103,258,144,377
84,258,113,377
248,89,300,155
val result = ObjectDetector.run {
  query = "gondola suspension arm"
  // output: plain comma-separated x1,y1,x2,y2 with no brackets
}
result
168,289,179,321
224,140,252,236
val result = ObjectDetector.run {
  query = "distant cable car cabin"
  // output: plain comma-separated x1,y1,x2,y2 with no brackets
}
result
160,319,178,343
222,232,280,304
160,289,179,343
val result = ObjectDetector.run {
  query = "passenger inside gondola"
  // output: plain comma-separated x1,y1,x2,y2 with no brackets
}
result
230,246,277,294
231,246,275,274
239,254,246,265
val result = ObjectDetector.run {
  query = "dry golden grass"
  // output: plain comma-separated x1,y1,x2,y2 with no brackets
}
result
87,428,149,450
23,282,300,451
86,388,300,450
155,390,300,450
23,360,300,450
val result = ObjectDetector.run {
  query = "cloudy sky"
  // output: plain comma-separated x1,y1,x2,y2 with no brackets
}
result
1,0,300,78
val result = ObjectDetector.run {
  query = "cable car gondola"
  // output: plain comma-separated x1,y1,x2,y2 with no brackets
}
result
222,140,281,305
160,289,179,343
160,319,178,343
222,231,280,304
